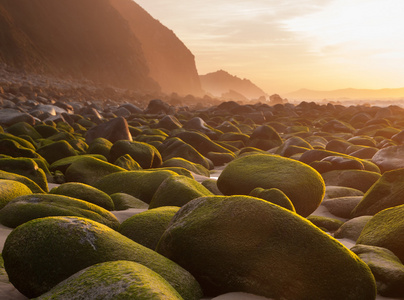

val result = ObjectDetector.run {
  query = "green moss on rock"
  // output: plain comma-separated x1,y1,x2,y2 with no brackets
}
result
94,170,177,204
149,175,213,209
0,194,119,229
351,168,404,218
34,261,184,300
217,154,325,217
0,170,45,193
2,216,202,299
357,204,404,263
110,193,149,211
0,179,32,209
65,156,126,186
156,195,376,299
162,157,210,177
249,187,295,212
119,207,179,250
50,182,115,211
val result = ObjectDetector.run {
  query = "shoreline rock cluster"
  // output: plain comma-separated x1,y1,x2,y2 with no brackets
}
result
1,86,404,299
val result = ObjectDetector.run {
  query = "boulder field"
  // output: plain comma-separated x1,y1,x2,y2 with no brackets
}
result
2,95,404,298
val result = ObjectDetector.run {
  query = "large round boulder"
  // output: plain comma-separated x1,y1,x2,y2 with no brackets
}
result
119,206,179,250
372,145,404,173
0,170,45,193
109,140,162,169
351,168,404,218
2,216,201,299
65,156,126,186
35,261,184,300
94,170,177,203
149,175,213,209
0,194,119,229
357,204,404,263
0,179,32,209
50,182,115,211
156,195,376,299
217,154,325,217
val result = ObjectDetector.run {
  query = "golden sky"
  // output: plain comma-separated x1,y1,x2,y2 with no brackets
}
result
135,0,404,95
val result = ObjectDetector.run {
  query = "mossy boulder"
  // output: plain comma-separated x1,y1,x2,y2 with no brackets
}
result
0,139,39,159
86,137,113,158
50,182,115,211
0,132,36,150
5,122,42,140
37,140,78,164
148,175,213,209
357,204,404,263
249,187,295,212
0,170,45,193
247,125,283,151
217,154,325,217
109,140,162,169
351,245,404,297
154,167,194,178
174,131,233,156
34,124,60,138
321,169,381,193
35,261,184,300
94,170,177,204
205,151,235,166
275,136,313,157
161,157,210,177
201,179,223,195
0,179,32,209
110,193,149,211
0,194,119,229
156,195,376,299
113,154,142,171
351,168,404,218
119,207,179,250
0,157,48,192
158,137,211,170
2,216,202,299
49,154,107,174
65,156,126,186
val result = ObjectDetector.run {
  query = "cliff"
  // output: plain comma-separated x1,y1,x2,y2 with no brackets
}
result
0,0,203,95
110,0,203,96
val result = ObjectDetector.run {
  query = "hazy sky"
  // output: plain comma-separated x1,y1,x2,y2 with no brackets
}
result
135,0,404,95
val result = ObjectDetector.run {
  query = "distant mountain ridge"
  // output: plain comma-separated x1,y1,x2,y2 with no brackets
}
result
285,87,404,100
200,70,267,100
0,0,202,95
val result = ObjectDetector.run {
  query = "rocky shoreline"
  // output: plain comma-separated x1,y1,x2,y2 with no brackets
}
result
1,72,404,299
